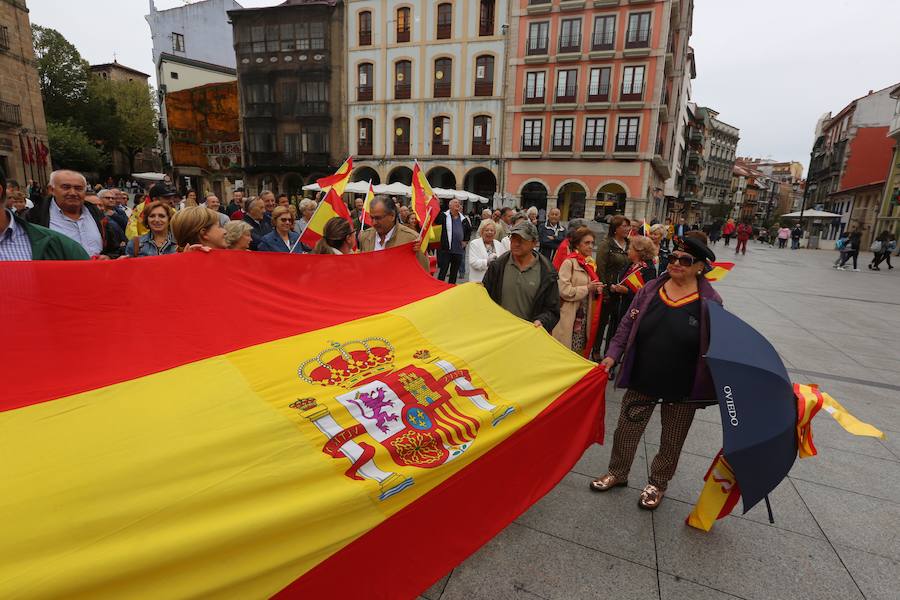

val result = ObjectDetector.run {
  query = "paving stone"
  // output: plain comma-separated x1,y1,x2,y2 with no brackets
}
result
834,544,900,600
421,574,450,600
658,572,744,599
789,446,900,505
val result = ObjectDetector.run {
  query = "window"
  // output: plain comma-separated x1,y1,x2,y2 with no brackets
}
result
472,116,491,155
397,7,411,42
284,134,300,160
247,129,275,153
552,119,574,151
172,32,185,53
437,4,452,39
616,117,640,151
621,65,645,100
394,117,411,155
480,0,495,36
584,118,606,151
395,60,412,99
592,15,615,50
626,12,651,48
524,71,546,104
474,55,494,96
299,80,328,114
434,58,452,98
555,69,577,103
170,71,179,80
359,11,372,45
358,119,373,155
250,26,265,53
279,24,296,51
432,116,450,155
527,22,549,55
357,63,373,101
588,67,611,101
559,19,581,53
302,126,329,154
296,22,326,50
522,119,543,152
266,25,279,52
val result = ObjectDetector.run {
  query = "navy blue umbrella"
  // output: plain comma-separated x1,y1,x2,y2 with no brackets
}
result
705,302,797,514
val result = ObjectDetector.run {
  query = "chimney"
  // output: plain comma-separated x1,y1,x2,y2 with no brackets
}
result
868,90,874,95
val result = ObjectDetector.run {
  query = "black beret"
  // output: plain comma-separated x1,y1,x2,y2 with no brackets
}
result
674,235,716,263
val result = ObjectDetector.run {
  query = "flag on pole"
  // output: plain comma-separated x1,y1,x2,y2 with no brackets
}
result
411,161,441,252
686,450,741,531
794,383,884,446
301,157,355,248
0,248,607,598
360,181,374,229
705,262,735,282
19,135,29,165
620,269,645,294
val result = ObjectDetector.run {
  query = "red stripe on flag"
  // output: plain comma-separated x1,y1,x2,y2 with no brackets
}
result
274,367,607,599
1,247,447,412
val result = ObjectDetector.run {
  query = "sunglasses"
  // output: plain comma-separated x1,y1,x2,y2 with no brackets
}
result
670,253,698,267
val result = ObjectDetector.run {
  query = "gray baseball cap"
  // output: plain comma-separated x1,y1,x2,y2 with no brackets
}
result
509,220,538,241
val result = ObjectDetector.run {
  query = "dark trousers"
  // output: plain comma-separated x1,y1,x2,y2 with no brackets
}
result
873,252,893,268
735,239,748,255
437,250,463,283
778,238,787,248
593,297,622,358
839,250,859,269
791,238,800,249
723,234,732,246
608,390,697,491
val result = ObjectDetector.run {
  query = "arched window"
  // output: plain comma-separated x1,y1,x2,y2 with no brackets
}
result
479,0,495,36
432,116,450,155
395,60,412,99
358,11,372,45
474,55,494,96
358,119,373,155
437,3,452,39
357,63,373,101
472,115,491,155
394,117,411,155
434,57,452,98
397,7,411,42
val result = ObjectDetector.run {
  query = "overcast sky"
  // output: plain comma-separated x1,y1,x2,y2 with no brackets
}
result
27,0,900,171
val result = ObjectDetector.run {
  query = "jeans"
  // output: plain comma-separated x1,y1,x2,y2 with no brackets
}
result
839,250,859,269
791,238,800,249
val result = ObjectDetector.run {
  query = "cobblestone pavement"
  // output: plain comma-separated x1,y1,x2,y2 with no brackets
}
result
423,243,900,600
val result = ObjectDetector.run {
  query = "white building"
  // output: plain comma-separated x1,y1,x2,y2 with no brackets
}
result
345,0,509,206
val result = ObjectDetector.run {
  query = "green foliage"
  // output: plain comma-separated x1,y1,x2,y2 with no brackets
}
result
32,24,90,124
47,121,108,173
90,78,158,169
709,200,734,220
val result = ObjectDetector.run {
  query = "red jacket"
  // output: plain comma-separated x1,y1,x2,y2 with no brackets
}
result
736,224,752,241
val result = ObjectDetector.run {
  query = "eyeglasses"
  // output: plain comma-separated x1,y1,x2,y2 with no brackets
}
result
670,253,698,267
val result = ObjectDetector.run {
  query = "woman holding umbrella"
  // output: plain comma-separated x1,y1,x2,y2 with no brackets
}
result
590,233,723,510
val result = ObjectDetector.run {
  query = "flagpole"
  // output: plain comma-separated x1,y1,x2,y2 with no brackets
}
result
360,179,372,231
291,195,327,254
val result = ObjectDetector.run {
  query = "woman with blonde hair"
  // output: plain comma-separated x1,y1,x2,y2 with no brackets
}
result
312,217,355,255
648,223,670,276
224,220,253,250
170,206,227,250
258,205,303,253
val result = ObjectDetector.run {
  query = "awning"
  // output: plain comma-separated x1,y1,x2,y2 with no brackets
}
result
780,209,842,219
302,182,489,203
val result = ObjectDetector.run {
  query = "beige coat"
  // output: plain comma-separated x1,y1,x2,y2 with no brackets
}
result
552,257,596,351
358,223,429,271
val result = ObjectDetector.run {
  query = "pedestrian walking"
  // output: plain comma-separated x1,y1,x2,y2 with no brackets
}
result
734,220,752,255
837,229,862,271
832,231,850,269
790,225,803,250
777,225,790,248
867,231,892,271
722,218,735,246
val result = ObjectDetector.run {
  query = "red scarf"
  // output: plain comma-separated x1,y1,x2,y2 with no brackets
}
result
565,251,602,359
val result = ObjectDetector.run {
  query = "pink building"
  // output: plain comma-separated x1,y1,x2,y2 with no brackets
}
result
503,0,692,221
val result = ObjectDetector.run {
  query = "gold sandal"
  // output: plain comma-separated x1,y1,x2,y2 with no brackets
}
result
589,473,628,492
638,484,663,510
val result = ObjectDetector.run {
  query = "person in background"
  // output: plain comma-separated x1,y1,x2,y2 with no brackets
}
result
868,231,893,271
591,234,723,511
649,223,670,277
663,217,675,250
9,191,28,219
614,236,659,309
526,206,539,225
358,196,429,270
552,218,590,271
734,220,752,255
837,229,862,271
242,197,272,251
481,221,560,332
538,207,566,261
312,216,355,255
874,233,896,270
398,205,410,227
594,215,631,359
171,206,227,250
183,190,198,209
224,220,253,250
404,211,420,232
436,198,471,284
790,224,803,250
552,226,603,354
721,218,735,246
276,193,290,208
226,188,245,218
99,189,128,231
777,224,791,249
467,220,508,284
296,198,317,235
674,217,687,241
125,201,177,257
496,207,514,240
258,205,303,253
832,231,850,269
260,191,276,222
202,194,230,228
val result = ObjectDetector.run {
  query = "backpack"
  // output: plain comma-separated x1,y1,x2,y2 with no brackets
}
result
870,240,883,253
835,238,847,250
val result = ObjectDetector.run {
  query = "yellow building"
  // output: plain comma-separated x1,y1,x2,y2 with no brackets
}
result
876,84,900,238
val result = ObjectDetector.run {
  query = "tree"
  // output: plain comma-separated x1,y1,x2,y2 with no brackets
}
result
47,121,108,173
709,199,734,220
90,78,158,173
32,25,90,123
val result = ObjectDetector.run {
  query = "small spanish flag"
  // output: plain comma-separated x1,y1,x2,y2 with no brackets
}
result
316,156,353,193
621,269,645,294
686,450,741,531
795,383,884,444
705,261,735,282
360,180,375,229
301,158,356,248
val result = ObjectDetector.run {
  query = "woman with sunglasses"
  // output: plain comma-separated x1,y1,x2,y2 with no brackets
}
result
590,233,723,511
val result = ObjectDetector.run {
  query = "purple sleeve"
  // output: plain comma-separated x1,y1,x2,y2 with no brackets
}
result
605,284,650,363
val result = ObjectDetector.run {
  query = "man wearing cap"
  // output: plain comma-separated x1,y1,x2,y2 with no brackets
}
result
590,233,723,511
126,184,179,239
481,220,560,332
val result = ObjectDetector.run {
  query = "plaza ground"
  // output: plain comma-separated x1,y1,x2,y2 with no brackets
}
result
423,243,900,600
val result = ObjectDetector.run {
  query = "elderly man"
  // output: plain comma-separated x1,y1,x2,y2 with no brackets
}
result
260,190,276,222
358,195,428,270
27,169,120,258
538,207,566,260
243,197,273,250
481,221,560,332
226,188,245,218
202,194,231,227
99,189,128,231
436,198,471,284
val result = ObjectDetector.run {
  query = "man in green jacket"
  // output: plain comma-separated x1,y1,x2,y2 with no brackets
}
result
0,175,89,260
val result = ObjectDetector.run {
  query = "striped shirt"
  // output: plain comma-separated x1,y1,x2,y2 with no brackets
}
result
0,210,33,261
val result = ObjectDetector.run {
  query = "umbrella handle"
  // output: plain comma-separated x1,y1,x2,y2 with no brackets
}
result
764,495,774,524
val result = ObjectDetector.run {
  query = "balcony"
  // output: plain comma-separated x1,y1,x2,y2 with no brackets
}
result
357,86,373,101
524,89,545,105
244,102,275,118
615,141,638,153
591,31,614,52
555,86,577,105
472,142,491,156
358,30,372,46
357,142,373,156
437,23,451,40
0,100,21,126
474,81,493,96
551,140,573,153
479,18,494,37
587,86,610,103
394,141,410,156
432,142,449,156
395,83,411,100
558,33,582,56
624,29,651,56
397,28,410,43
689,130,703,145
521,140,542,153
279,102,328,117
525,37,549,60
433,81,451,98
890,112,900,138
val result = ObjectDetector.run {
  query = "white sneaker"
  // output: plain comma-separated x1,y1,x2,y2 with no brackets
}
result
852,268,860,272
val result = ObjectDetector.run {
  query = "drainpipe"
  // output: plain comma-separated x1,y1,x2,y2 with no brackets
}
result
497,22,510,208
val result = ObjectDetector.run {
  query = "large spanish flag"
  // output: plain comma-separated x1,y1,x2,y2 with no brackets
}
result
0,247,606,599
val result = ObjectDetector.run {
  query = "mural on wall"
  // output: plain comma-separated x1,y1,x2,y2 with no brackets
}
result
166,81,241,171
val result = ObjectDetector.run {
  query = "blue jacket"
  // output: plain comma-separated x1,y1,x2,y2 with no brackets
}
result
126,232,178,257
257,230,304,253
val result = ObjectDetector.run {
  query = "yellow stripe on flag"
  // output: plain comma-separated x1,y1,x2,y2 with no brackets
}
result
0,284,594,599
686,452,740,532
819,391,885,440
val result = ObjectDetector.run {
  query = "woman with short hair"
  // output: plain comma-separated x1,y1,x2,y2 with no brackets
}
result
312,217,355,255
552,226,603,355
170,206,227,250
224,220,253,250
259,205,303,253
648,223,669,276
295,199,317,235
126,200,177,257
467,220,508,284
591,234,723,511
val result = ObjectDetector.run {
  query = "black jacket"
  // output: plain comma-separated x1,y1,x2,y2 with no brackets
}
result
27,197,122,257
437,210,472,252
243,214,273,251
538,221,566,259
481,251,560,332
